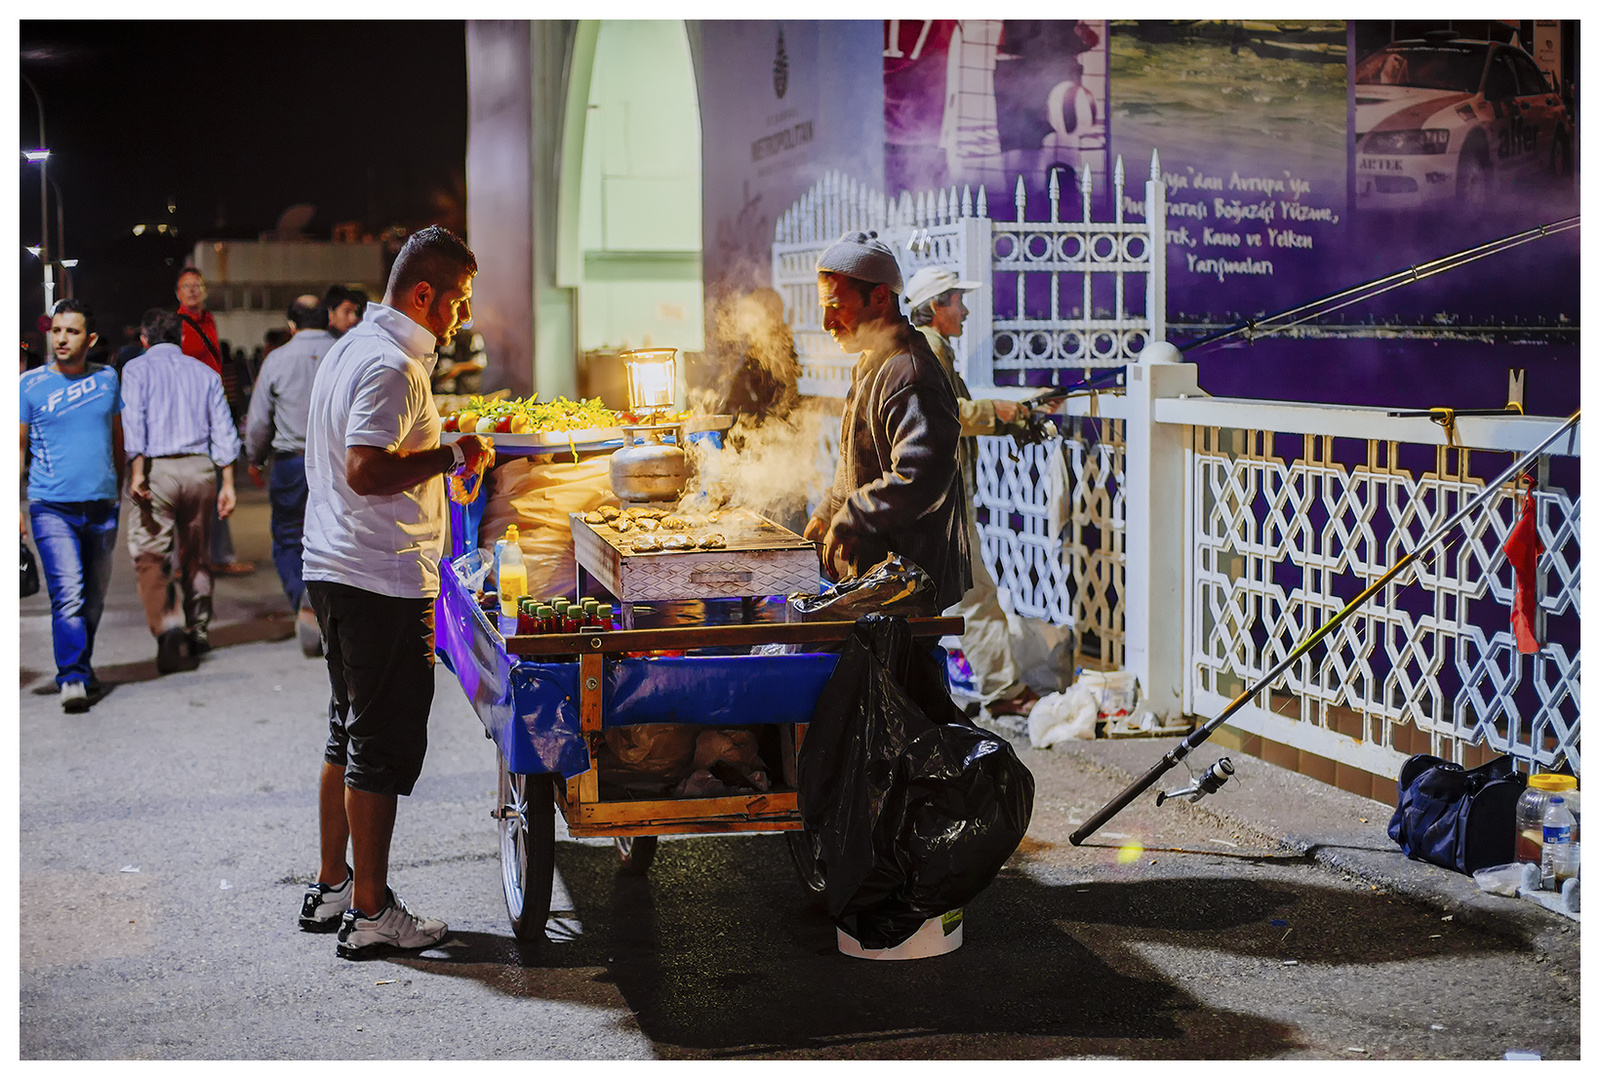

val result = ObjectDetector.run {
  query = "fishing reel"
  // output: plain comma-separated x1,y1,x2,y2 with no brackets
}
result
1155,757,1235,807
1005,408,1060,461
1014,410,1058,447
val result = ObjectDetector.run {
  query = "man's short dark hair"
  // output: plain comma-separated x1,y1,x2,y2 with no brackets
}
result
141,308,181,345
324,284,369,314
51,298,97,336
176,266,204,287
288,297,329,330
818,271,879,306
386,225,477,300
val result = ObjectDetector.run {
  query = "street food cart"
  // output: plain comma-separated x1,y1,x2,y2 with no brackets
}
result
434,424,961,941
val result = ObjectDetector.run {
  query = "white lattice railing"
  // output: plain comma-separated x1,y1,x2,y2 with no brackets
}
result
973,413,1126,672
1166,395,1580,777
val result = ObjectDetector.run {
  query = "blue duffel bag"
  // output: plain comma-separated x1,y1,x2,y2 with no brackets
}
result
1387,753,1525,875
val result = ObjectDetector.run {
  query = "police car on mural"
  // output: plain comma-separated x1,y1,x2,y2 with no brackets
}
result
1354,32,1572,212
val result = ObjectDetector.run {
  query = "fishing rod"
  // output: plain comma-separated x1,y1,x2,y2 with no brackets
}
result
1177,215,1581,355
1023,367,1126,403
1068,409,1580,846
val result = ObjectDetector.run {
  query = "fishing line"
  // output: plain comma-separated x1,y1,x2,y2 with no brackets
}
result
1178,215,1580,354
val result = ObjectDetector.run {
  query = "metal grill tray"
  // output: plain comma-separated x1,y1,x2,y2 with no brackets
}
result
570,508,819,603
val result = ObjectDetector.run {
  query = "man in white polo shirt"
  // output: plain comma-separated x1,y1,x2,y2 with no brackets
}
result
296,225,493,959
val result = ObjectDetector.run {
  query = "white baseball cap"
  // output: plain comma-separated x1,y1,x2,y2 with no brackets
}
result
902,266,981,311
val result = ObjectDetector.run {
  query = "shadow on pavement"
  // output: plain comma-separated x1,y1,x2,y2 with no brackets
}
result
60,614,295,692
374,833,1530,1058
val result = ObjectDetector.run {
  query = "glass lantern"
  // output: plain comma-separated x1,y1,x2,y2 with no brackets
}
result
621,347,678,414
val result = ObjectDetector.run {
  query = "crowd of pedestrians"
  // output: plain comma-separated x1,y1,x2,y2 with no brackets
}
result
20,270,370,709
23,230,487,961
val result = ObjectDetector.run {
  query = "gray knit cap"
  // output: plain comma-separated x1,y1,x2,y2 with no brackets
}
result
815,230,903,295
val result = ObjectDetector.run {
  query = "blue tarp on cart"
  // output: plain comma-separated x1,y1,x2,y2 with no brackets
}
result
437,552,842,778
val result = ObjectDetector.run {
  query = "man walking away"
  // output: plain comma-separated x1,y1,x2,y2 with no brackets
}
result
121,308,241,673
246,295,334,656
20,299,124,711
298,226,492,958
176,266,253,577
323,285,369,339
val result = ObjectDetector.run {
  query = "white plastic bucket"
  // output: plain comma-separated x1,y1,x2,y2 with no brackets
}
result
836,909,964,960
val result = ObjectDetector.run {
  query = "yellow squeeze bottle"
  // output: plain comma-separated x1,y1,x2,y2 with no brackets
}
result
497,526,527,617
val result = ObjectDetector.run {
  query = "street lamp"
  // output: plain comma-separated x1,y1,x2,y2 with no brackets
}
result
21,73,52,313
49,176,69,298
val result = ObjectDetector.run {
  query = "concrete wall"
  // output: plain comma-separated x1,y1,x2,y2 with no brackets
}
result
465,22,539,398
575,20,704,354
190,240,384,286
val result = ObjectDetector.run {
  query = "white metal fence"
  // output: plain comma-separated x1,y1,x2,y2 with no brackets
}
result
1167,394,1582,777
770,163,1579,780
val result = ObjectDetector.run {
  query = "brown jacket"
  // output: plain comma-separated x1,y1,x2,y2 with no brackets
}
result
811,322,972,609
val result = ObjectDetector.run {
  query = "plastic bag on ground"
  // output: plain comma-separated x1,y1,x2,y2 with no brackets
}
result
798,613,1035,951
790,553,939,620
1005,606,1076,695
1076,669,1140,724
1028,685,1099,747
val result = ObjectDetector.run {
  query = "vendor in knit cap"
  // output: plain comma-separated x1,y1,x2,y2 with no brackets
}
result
804,231,972,610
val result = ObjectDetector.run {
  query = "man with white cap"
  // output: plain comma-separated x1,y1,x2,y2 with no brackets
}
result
905,265,1042,717
804,231,971,611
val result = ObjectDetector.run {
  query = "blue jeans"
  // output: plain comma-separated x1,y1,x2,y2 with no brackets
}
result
268,455,308,609
29,499,120,687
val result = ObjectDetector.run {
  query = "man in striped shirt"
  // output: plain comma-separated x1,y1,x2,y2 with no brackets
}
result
122,308,242,674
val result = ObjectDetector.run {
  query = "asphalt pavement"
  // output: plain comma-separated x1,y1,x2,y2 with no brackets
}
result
17,486,1581,1060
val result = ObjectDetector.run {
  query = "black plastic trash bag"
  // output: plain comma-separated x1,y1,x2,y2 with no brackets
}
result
798,613,1035,950
790,553,939,620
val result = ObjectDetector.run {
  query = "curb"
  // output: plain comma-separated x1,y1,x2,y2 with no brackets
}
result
1048,736,1579,960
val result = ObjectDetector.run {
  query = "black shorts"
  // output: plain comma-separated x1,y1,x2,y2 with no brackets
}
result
307,580,437,797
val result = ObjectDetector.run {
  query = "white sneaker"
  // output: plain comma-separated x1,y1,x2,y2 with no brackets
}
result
60,682,90,713
298,866,352,933
336,890,447,958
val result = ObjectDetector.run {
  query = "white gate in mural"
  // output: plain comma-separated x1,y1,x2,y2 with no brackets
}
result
770,173,993,399
771,154,1167,395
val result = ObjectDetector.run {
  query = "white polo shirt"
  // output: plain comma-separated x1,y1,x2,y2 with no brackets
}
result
301,302,446,598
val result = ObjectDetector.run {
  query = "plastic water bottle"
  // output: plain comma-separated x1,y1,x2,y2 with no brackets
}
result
1540,795,1576,891
497,531,527,618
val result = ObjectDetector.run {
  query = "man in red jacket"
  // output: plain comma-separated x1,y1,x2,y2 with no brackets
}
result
176,267,253,576
176,268,222,374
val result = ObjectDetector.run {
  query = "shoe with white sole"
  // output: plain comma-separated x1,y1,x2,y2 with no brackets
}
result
60,681,90,713
336,890,447,959
298,866,352,933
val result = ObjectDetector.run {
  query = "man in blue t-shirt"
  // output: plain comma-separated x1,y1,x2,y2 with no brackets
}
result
20,299,125,712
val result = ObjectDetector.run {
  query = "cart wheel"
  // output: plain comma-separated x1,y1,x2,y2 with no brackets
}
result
498,754,556,942
615,835,658,876
786,829,827,894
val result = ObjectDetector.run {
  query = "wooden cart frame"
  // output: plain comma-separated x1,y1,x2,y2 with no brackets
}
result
482,616,963,941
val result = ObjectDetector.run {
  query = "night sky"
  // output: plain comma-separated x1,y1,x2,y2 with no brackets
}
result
18,20,468,346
